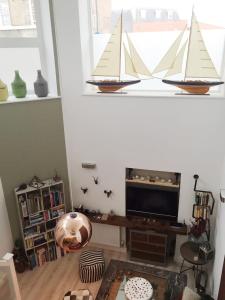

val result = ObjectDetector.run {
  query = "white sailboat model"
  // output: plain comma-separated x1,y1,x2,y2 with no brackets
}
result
153,11,224,94
87,13,151,93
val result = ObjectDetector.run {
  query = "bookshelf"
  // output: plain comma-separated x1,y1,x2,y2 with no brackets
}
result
15,179,66,269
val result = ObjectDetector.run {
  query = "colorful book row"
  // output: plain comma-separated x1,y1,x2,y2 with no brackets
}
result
19,190,64,218
27,244,66,268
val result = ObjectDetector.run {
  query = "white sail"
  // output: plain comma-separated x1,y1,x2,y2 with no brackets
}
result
152,28,186,74
185,13,219,79
92,16,122,77
126,33,151,77
165,39,188,77
124,44,139,78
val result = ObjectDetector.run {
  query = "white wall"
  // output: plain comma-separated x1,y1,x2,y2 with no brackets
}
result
53,0,225,276
212,159,225,298
213,202,225,298
0,178,13,257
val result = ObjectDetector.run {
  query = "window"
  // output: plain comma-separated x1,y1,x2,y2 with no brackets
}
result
88,0,225,95
0,0,57,97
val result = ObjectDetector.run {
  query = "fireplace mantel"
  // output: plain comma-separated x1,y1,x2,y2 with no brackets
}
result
85,213,187,235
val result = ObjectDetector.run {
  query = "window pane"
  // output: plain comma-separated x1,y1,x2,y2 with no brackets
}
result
90,0,225,93
0,0,36,38
0,48,41,93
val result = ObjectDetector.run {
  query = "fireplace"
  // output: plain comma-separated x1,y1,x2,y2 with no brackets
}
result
125,168,181,264
126,168,181,222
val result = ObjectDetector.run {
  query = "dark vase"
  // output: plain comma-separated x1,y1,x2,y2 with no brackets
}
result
34,70,48,97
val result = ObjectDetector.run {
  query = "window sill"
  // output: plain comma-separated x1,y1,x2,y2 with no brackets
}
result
83,88,225,99
0,95,61,105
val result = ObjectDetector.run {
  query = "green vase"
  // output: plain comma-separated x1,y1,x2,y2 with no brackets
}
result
11,71,27,98
0,79,8,101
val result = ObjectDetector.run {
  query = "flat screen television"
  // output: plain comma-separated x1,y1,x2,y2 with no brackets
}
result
126,186,179,221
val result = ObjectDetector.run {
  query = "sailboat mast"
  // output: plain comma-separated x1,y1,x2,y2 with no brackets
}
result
119,11,123,82
184,9,194,81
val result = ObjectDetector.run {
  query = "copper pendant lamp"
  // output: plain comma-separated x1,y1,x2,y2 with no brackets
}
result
54,172,92,252
55,212,92,252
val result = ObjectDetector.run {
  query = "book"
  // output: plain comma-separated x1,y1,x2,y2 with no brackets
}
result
20,196,28,217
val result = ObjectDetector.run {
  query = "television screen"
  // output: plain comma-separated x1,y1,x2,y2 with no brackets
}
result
126,186,179,221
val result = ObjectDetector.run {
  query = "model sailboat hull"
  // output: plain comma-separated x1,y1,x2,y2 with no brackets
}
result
86,80,141,93
162,79,224,95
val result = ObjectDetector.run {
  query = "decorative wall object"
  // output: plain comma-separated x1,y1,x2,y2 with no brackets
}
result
34,70,49,97
104,190,112,198
81,187,88,194
220,190,225,203
0,79,8,101
93,176,99,184
82,162,96,169
11,70,27,98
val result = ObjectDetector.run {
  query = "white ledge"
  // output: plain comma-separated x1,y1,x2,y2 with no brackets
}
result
0,94,61,105
83,88,224,99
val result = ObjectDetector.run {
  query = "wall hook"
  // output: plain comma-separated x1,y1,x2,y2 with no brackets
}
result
104,190,112,198
93,176,99,185
81,187,88,194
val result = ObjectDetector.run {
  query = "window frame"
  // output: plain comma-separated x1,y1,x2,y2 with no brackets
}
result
80,0,225,98
0,0,59,98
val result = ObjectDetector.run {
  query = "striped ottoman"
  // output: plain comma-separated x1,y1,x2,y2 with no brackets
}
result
79,250,105,283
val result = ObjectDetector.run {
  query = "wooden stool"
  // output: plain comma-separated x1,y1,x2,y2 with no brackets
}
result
79,249,105,283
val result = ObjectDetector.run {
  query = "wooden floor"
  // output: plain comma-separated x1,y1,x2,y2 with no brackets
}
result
17,245,127,300
17,244,193,300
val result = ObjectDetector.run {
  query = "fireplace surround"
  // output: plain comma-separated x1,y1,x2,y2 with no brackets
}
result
126,168,181,222
125,168,181,264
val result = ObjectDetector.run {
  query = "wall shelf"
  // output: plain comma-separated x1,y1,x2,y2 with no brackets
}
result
84,213,187,235
126,179,179,191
